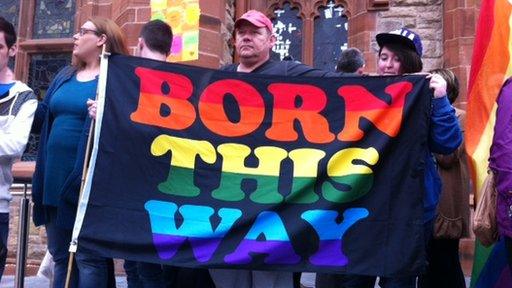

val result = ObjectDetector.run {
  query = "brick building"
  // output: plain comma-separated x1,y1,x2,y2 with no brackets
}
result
3,0,478,276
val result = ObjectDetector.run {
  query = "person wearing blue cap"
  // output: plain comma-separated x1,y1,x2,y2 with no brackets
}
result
377,27,424,57
375,27,424,74
316,27,462,288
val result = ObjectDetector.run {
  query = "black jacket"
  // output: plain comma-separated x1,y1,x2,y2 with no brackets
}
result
222,59,345,77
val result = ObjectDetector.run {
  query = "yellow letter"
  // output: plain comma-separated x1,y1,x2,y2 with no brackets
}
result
151,135,216,197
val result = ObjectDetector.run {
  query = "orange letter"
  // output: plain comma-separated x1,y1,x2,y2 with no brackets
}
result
337,82,412,141
198,79,265,137
265,83,334,144
130,67,196,130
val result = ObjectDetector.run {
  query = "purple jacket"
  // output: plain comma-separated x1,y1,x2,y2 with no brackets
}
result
489,77,512,238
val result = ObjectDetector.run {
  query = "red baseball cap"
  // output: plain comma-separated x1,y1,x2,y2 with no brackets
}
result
235,10,273,32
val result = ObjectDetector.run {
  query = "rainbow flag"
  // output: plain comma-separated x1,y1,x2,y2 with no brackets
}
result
71,54,431,275
474,239,511,287
466,0,512,286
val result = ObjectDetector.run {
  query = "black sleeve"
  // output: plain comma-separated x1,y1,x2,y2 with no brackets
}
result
286,62,346,77
220,64,237,72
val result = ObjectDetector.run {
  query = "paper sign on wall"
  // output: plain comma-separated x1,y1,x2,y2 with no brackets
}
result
151,0,200,62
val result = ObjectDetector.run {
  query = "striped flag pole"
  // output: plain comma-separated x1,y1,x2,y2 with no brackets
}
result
466,0,512,287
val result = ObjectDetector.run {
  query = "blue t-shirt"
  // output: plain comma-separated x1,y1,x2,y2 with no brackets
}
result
43,75,97,206
0,83,15,99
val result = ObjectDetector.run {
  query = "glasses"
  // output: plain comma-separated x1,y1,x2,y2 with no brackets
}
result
77,28,99,37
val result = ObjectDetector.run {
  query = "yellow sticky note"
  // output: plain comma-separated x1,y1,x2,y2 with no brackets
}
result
166,7,183,30
150,0,167,11
181,31,199,61
151,11,166,21
185,4,200,25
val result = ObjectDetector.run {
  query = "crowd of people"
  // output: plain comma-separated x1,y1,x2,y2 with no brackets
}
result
0,7,508,288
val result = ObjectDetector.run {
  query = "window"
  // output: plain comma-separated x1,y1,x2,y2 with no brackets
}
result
313,1,348,71
0,1,20,70
1,0,75,161
271,3,303,62
266,0,348,71
0,0,20,28
33,0,76,39
28,53,72,100
9,0,75,89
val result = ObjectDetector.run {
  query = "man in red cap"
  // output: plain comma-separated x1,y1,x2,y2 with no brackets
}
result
222,9,342,76
231,10,276,73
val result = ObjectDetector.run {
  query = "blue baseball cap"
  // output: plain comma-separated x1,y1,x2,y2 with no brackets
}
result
376,28,423,57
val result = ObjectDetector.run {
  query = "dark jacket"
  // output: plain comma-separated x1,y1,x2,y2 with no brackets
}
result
221,59,344,77
32,66,93,229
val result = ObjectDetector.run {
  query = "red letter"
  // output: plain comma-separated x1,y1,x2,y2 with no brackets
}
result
130,67,196,130
198,79,265,137
265,83,334,144
337,82,412,141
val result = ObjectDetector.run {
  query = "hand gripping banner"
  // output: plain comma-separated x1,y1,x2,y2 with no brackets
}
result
72,54,430,277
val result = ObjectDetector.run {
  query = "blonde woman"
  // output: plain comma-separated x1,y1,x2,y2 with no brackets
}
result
32,17,128,287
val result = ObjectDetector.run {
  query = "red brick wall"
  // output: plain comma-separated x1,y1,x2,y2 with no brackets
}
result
443,1,480,108
76,0,227,68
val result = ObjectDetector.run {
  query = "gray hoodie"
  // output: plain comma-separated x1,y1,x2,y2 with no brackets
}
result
0,81,37,213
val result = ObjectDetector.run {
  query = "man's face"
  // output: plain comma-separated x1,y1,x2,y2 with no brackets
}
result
235,21,275,63
0,32,15,71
